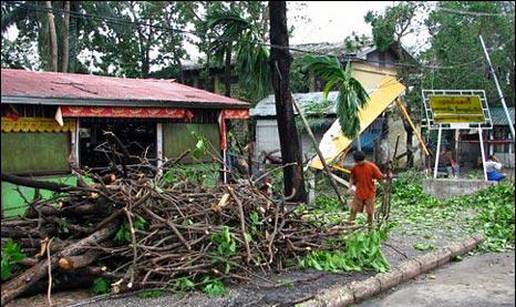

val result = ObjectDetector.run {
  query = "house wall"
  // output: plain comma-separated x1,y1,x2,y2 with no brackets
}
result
385,111,424,168
351,62,397,90
254,119,325,160
162,122,220,163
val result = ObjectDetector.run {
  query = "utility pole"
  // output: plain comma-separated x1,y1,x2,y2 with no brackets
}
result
479,35,515,139
269,1,307,202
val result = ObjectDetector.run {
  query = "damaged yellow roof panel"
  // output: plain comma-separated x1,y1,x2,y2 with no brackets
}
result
309,76,406,170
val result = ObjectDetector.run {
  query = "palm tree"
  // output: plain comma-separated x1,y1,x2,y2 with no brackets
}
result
301,55,370,139
206,6,270,99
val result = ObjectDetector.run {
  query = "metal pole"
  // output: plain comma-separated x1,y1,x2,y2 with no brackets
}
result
479,35,515,139
223,149,227,184
478,127,488,181
156,123,163,172
433,125,442,178
357,136,362,151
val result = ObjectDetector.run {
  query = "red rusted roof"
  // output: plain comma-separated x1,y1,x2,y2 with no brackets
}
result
1,69,249,109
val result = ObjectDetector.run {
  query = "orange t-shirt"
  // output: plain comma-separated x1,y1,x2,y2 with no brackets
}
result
350,161,384,200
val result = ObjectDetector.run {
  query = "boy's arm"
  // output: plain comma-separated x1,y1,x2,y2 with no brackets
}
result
372,163,390,180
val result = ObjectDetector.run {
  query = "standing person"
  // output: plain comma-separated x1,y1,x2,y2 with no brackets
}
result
348,151,391,230
485,155,506,182
439,146,459,178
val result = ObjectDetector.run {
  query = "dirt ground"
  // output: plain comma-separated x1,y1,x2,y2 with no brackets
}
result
356,251,515,307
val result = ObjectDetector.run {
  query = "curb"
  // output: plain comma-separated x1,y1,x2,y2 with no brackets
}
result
297,233,485,307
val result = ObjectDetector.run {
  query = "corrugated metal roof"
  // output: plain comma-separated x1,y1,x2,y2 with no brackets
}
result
251,89,376,117
490,106,515,126
1,69,249,109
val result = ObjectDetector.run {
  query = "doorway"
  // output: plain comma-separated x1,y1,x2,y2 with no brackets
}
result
78,118,157,170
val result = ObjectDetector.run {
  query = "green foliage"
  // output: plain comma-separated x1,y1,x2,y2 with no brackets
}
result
174,277,195,292
191,131,208,160
301,55,370,139
115,215,147,244
90,277,110,295
314,194,342,212
364,2,420,52
413,242,435,251
206,4,271,100
162,164,219,188
290,57,312,93
1,239,26,281
392,172,515,253
301,228,391,273
202,277,227,297
137,290,163,298
421,1,515,106
211,226,238,258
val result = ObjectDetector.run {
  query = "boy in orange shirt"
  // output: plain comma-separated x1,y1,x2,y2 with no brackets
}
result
348,150,391,230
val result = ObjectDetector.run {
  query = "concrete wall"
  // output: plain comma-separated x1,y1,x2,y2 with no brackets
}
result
423,178,496,200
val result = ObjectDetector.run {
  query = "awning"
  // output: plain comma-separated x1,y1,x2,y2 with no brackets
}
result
60,106,194,120
310,76,406,169
1,117,76,133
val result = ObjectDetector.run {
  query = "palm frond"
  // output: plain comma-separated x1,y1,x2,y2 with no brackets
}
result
301,55,370,139
235,33,270,98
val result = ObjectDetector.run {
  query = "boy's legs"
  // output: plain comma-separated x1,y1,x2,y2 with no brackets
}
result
348,197,364,225
364,197,375,230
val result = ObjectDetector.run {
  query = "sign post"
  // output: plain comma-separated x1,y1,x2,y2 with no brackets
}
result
433,125,442,179
422,90,492,180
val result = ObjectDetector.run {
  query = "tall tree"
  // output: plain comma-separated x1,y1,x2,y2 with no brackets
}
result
79,1,189,78
61,1,70,72
365,2,425,167
207,5,249,97
45,1,58,72
269,1,306,202
422,1,515,106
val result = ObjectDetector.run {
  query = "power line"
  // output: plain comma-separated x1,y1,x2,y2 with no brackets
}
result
438,7,514,17
6,1,514,72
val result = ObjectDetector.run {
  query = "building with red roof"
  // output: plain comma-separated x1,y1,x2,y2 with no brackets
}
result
1,69,250,215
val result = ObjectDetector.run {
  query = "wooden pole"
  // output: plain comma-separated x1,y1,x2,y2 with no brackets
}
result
291,97,347,207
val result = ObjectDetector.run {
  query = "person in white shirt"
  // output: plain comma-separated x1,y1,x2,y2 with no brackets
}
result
485,155,506,182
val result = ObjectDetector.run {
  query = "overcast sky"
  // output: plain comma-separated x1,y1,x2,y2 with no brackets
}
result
288,1,395,45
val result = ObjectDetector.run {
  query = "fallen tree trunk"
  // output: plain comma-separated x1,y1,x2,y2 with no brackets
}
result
1,174,77,193
0,221,119,306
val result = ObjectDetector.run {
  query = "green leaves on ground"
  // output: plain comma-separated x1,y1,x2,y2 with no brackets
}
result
413,242,435,251
392,172,515,253
115,215,147,243
1,239,26,281
90,277,110,295
301,227,390,273
202,277,227,297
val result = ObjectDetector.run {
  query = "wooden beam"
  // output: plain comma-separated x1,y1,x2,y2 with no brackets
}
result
395,98,430,156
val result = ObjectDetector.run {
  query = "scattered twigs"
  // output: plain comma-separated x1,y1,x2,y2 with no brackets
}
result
227,186,252,263
47,237,55,307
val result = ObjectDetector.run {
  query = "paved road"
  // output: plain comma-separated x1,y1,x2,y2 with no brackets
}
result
357,251,515,307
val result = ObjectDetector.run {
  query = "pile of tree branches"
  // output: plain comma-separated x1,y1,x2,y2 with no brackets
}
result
0,136,360,306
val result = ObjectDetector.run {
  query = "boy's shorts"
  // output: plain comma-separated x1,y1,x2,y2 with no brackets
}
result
351,196,375,215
